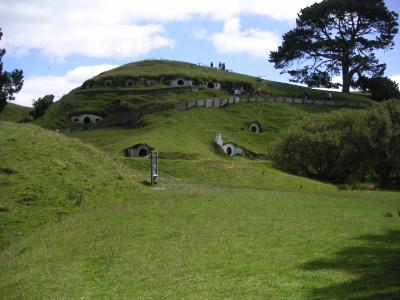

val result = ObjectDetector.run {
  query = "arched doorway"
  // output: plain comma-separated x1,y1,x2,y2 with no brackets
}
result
139,149,148,157
226,147,232,156
83,117,91,124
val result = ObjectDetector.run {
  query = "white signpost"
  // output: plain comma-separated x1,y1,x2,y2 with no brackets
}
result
150,151,158,185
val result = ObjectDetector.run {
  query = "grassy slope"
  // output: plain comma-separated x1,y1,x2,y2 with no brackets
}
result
0,122,142,249
36,59,373,129
0,103,31,123
1,102,399,298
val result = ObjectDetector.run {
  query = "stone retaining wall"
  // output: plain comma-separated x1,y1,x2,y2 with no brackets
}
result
61,96,371,132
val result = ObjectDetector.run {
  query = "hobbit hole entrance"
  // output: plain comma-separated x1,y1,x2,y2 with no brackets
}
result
83,117,91,124
139,149,148,157
177,79,184,86
226,147,232,156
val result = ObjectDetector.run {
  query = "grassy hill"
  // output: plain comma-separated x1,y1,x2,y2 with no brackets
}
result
0,103,31,123
1,60,399,298
0,122,141,249
35,59,373,129
2,100,400,298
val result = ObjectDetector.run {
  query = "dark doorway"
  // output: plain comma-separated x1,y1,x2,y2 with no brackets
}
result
83,117,91,124
226,147,232,156
177,80,184,86
251,126,257,132
207,82,215,88
139,149,148,157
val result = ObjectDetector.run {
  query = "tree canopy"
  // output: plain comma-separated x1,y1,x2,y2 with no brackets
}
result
269,0,398,93
0,28,24,113
30,94,54,119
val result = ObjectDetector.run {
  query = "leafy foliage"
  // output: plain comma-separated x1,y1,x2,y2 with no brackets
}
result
359,76,400,101
0,28,24,112
269,0,398,92
30,94,54,119
271,101,400,187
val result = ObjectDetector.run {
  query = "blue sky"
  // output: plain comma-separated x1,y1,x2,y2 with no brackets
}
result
1,0,399,107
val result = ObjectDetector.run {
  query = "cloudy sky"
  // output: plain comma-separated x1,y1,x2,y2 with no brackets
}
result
1,0,400,107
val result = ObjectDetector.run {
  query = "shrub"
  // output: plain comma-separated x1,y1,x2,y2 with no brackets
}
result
360,77,400,101
270,110,369,183
365,101,400,186
271,101,400,187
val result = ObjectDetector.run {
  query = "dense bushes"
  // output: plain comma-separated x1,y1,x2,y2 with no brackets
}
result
359,77,400,101
270,101,400,187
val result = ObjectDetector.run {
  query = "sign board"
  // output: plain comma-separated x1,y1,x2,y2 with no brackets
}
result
150,151,158,185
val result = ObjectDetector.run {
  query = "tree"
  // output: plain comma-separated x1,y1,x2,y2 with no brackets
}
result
269,0,398,93
359,76,400,101
0,28,24,113
30,94,54,119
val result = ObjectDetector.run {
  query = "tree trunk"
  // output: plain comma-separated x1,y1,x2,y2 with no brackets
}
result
342,51,351,93
342,61,350,93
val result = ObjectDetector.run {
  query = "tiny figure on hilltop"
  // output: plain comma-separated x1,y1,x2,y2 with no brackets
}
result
210,61,214,68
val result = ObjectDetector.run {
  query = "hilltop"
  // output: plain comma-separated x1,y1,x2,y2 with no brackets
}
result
35,59,373,129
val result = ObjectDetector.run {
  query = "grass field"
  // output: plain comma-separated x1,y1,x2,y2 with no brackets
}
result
1,98,400,298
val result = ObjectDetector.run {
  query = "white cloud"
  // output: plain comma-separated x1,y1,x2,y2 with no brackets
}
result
15,64,118,107
211,18,281,58
390,74,400,86
0,0,320,60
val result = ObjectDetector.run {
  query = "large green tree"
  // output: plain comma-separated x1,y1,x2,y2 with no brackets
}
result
269,0,398,92
0,28,24,113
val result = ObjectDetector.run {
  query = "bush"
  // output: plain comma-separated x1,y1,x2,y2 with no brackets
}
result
360,77,400,101
365,101,400,186
30,94,54,119
270,110,369,183
270,101,400,187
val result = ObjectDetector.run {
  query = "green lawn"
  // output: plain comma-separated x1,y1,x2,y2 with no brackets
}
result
1,99,399,299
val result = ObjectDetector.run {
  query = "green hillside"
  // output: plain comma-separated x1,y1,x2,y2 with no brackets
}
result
0,96,400,299
0,122,141,249
0,103,31,123
1,60,399,299
36,59,373,129
1,119,400,299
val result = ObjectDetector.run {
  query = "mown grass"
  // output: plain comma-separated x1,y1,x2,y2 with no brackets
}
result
1,181,399,299
1,99,399,299
0,103,31,123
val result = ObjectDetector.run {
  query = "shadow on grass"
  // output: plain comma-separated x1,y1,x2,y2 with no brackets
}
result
301,230,400,299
